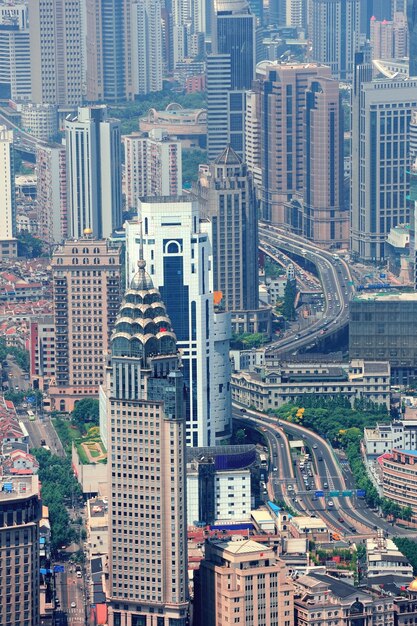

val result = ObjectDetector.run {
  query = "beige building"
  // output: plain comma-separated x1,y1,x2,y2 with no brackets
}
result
197,538,294,626
48,237,121,412
231,360,391,412
294,571,395,626
0,474,41,626
29,316,55,392
35,142,67,245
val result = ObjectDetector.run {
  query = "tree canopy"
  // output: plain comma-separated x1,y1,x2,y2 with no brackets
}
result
71,398,99,434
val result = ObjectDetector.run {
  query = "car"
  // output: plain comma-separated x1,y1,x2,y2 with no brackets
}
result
240,408,246,413
288,485,293,492
15,385,19,390
350,526,357,533
273,466,278,472
313,444,318,449
338,517,344,523
323,482,328,489
328,500,334,507
318,456,323,461
71,601,76,608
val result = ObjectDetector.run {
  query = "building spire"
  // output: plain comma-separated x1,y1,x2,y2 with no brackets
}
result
138,218,146,270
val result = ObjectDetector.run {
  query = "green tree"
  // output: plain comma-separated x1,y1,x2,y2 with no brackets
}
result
393,538,417,574
17,231,43,258
282,278,297,320
182,148,207,187
234,428,247,445
71,398,99,433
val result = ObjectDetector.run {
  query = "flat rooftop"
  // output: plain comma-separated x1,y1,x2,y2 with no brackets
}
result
353,291,417,302
0,474,38,501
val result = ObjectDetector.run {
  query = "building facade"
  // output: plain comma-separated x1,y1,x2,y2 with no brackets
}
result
131,0,163,95
35,142,67,244
28,0,83,106
65,106,122,239
0,12,31,101
0,126,16,259
196,538,294,626
382,449,417,517
106,258,189,626
48,237,122,412
29,316,56,392
408,0,417,76
351,57,417,261
21,104,58,143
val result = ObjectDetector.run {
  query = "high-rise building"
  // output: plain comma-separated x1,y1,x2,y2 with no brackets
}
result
196,146,259,311
351,55,417,260
408,0,417,76
370,12,408,61
48,237,121,412
312,0,360,81
29,315,56,392
0,125,16,259
207,0,257,159
196,538,294,626
28,0,83,106
35,142,67,244
286,0,308,29
126,197,232,446
0,474,41,626
0,6,31,101
131,0,163,95
86,0,132,102
124,130,182,210
21,104,58,142
65,106,122,239
106,257,189,625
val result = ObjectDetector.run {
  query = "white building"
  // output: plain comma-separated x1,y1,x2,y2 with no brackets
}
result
366,535,413,580
0,11,31,102
124,129,182,210
364,417,417,458
126,196,232,446
131,0,163,95
21,103,58,142
36,142,67,244
65,106,122,239
0,126,16,259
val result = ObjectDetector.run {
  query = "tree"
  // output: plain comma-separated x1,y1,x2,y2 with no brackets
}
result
234,428,247,445
71,398,99,433
17,231,43,258
182,148,207,187
282,278,297,320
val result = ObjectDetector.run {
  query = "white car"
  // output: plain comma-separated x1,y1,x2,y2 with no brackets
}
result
71,601,76,608
328,500,334,508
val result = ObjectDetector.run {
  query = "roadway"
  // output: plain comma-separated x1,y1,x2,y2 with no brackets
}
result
259,223,354,355
55,566,86,626
0,111,39,154
234,406,414,539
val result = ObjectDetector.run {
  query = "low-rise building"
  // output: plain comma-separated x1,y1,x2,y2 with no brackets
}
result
231,360,390,412
294,572,395,626
382,448,417,517
29,315,55,392
86,497,108,556
366,535,413,580
364,418,417,459
195,538,294,626
289,516,329,542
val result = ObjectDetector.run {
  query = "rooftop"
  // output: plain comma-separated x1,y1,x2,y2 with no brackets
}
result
0,474,39,501
219,538,271,555
354,291,417,302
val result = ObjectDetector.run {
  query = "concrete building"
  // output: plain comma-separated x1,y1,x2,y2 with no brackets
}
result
139,103,207,149
349,292,417,383
35,142,67,244
312,0,360,81
131,0,163,95
20,104,58,143
294,572,395,626
29,316,55,393
0,10,31,102
0,474,41,626
48,237,122,412
0,126,16,259
382,448,417,517
232,359,391,411
408,0,417,76
366,535,413,580
65,106,122,239
124,130,182,211
370,12,408,62
364,419,417,458
285,0,308,29
196,538,294,626
86,497,108,556
106,258,189,626
351,55,417,261
28,0,83,107
126,197,232,446
186,445,256,525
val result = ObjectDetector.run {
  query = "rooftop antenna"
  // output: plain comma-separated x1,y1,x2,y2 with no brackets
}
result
138,218,146,270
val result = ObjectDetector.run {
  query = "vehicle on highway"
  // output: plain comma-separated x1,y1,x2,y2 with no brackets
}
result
76,571,82,578
323,482,328,489
338,517,344,523
240,408,246,413
313,444,318,449
40,439,46,446
318,456,323,461
328,500,334,507
27,410,35,420
350,526,357,533
71,601,76,607
288,485,293,492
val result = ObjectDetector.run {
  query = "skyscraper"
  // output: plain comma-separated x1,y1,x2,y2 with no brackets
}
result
0,5,31,101
106,256,189,626
196,145,259,312
312,0,360,81
286,0,308,29
48,237,121,412
131,0,163,95
126,197,232,446
351,54,417,260
36,142,67,244
0,125,16,259
207,0,257,159
86,0,132,102
65,106,122,239
28,0,83,106
408,0,417,76
124,130,182,210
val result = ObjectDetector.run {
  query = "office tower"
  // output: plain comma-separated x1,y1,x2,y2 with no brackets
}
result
131,0,163,95
161,7,174,73
86,0,132,102
408,0,417,76
28,0,83,107
0,6,31,101
0,126,16,259
286,0,308,29
196,146,258,311
196,538,294,626
48,237,121,412
107,257,189,625
301,75,348,246
351,56,417,260
36,143,67,244
21,104,58,142
124,130,182,210
312,0,360,81
245,89,262,195
0,474,41,626
252,63,333,224
65,106,122,239
126,196,232,446
207,0,257,159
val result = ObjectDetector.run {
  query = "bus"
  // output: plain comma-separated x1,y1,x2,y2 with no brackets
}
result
27,410,35,421
259,453,268,469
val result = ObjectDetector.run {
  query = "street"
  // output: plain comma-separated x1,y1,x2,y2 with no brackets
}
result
55,567,86,625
